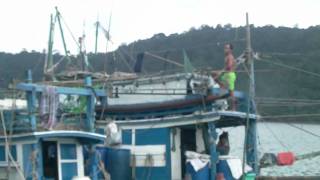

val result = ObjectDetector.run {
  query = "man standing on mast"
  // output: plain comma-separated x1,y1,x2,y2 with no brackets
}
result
213,43,237,111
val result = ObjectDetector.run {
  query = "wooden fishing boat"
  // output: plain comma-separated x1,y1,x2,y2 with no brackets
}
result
96,93,230,118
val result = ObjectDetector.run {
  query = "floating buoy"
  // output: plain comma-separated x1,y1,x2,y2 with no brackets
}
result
277,152,295,166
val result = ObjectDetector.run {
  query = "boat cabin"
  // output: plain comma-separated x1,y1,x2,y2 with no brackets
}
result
0,71,107,180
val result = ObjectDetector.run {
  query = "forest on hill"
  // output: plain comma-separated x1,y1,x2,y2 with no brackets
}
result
1,24,320,118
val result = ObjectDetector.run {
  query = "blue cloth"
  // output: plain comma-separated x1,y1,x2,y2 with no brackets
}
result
186,162,209,180
217,160,234,180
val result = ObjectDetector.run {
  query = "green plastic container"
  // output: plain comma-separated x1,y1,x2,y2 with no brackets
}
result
245,173,256,180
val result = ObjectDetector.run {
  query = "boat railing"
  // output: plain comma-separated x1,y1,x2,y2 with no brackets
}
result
9,70,108,133
3,70,257,134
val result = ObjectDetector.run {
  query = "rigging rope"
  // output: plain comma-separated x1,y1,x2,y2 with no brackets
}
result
257,102,320,107
32,52,45,73
261,113,320,119
130,38,246,54
258,58,320,78
59,15,81,49
144,52,184,67
262,122,290,151
256,97,320,103
117,48,135,73
0,110,25,179
286,123,320,139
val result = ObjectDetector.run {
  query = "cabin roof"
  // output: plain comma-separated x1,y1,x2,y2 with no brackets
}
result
96,110,258,130
0,130,105,143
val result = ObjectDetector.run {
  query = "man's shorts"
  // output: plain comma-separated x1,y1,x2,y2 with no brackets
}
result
220,72,236,91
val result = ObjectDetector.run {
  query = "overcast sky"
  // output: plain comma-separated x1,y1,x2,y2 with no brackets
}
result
0,0,319,54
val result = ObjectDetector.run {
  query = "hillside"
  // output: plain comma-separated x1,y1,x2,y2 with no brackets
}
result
1,25,320,118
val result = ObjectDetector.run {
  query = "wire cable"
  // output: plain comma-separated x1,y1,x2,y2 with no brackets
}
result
258,58,320,78
59,15,81,49
262,122,290,151
286,123,320,139
261,113,320,119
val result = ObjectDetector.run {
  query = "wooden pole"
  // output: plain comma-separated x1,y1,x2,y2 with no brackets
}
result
243,12,259,178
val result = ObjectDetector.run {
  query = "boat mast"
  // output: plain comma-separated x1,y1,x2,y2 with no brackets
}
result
55,7,72,63
243,12,259,175
44,7,73,81
94,18,99,54
246,13,255,104
44,14,55,78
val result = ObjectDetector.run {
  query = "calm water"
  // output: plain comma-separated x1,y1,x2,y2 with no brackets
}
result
225,122,320,176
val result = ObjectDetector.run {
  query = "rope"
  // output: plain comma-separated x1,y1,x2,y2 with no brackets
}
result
256,97,320,107
97,153,110,179
46,56,66,73
262,122,290,151
261,113,320,119
257,100,320,103
32,53,45,73
0,110,25,180
130,38,246,54
7,82,17,178
286,123,320,139
257,102,320,107
256,97,320,103
257,101,320,104
258,58,320,78
116,49,135,73
144,52,184,67
59,15,81,49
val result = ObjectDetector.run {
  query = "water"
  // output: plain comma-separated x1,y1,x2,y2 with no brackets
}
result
224,122,320,176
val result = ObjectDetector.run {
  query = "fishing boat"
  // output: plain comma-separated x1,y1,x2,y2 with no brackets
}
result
1,6,319,180
0,67,258,180
0,9,259,180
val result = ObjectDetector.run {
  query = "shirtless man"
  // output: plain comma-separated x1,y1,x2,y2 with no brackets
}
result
213,43,237,110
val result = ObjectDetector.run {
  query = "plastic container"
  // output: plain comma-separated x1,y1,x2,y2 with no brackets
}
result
96,147,131,180
245,173,256,180
186,162,210,180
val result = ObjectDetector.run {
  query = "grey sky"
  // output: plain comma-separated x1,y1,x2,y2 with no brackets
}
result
0,0,319,54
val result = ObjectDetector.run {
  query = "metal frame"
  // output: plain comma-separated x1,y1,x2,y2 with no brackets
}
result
17,71,107,132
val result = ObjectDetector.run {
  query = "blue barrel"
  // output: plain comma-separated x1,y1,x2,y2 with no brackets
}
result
217,160,233,180
186,162,210,180
97,147,131,180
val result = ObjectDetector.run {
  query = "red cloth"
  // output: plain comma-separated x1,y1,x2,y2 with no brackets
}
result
277,152,295,166
216,173,225,180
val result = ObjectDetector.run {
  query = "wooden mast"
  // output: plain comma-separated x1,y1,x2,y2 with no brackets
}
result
243,12,259,176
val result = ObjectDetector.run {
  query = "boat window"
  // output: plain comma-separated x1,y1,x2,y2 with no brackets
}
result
9,145,17,161
62,162,78,180
60,144,77,160
60,143,78,180
0,145,17,162
0,146,5,161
